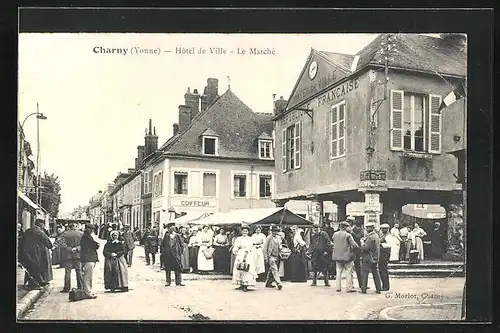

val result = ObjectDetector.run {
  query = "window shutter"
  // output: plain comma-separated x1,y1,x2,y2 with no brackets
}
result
429,94,442,154
281,129,287,172
330,106,338,158
390,90,404,151
294,122,301,169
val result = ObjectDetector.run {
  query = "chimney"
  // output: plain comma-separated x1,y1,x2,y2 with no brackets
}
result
178,105,191,133
173,123,179,136
144,119,158,156
137,145,145,167
185,87,200,120
202,78,219,111
135,157,138,169
98,190,102,194
128,168,135,174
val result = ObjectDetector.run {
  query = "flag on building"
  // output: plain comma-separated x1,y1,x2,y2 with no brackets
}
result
438,84,466,112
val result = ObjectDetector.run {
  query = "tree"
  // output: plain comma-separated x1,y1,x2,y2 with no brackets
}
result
39,172,62,218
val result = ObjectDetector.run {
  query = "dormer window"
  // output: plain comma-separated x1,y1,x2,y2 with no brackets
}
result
258,131,274,160
259,140,273,159
201,128,219,156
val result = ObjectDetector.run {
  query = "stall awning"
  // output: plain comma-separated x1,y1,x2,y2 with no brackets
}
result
191,208,313,227
17,190,39,210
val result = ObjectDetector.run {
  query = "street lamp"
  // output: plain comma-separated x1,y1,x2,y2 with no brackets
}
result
18,105,48,205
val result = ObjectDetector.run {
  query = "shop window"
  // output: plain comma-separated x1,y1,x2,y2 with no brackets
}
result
259,175,272,198
391,90,442,153
174,172,188,195
259,140,273,159
203,172,216,197
281,121,301,172
330,101,346,159
203,136,218,155
233,174,247,197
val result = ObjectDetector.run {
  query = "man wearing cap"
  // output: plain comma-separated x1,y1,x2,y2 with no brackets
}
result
80,223,100,299
307,223,333,287
141,223,159,266
263,225,283,290
359,222,382,294
161,222,185,286
122,224,135,267
59,221,84,293
378,223,391,291
332,220,359,292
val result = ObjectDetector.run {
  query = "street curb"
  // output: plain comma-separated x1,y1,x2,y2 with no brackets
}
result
16,286,49,318
379,303,461,320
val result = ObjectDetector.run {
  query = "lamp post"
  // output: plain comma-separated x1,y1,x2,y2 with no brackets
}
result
18,108,47,193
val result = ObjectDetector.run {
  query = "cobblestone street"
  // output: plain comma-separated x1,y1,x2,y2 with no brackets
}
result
20,240,464,321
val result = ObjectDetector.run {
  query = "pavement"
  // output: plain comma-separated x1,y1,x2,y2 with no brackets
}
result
18,238,465,321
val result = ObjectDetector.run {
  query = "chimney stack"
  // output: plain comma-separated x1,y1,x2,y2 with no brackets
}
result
144,119,158,156
185,87,200,120
173,123,179,136
128,168,135,174
137,145,145,167
178,105,191,133
201,78,219,112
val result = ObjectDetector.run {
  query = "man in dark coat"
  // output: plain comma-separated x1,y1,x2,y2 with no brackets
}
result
81,223,100,299
161,222,185,286
307,223,333,287
19,219,53,289
59,221,84,292
122,224,135,267
378,223,391,291
142,223,159,265
350,219,365,289
359,222,382,294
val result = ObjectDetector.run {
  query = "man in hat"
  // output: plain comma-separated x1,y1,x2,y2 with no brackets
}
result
378,223,391,291
122,224,135,267
332,220,359,292
161,222,185,286
80,223,100,299
141,223,159,266
263,225,283,290
59,221,84,292
307,223,333,287
18,219,53,290
359,222,382,294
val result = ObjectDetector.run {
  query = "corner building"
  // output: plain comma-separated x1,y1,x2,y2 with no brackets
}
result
151,78,276,230
273,34,466,238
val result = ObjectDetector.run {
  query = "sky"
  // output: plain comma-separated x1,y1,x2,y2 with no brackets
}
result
18,33,379,216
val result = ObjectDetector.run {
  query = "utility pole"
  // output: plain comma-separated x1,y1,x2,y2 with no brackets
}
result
36,102,40,205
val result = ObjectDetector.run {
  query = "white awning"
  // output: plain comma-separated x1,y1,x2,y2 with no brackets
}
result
18,190,39,210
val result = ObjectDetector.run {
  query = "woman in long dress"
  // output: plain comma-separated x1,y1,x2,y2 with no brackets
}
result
251,226,266,281
290,228,308,282
277,231,287,279
232,224,257,292
188,228,200,273
229,227,239,274
413,223,427,261
197,225,214,274
179,226,190,273
103,231,129,292
213,227,230,274
388,223,403,262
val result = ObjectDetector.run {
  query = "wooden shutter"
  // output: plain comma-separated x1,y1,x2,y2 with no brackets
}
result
281,129,287,172
331,106,338,158
429,94,442,154
294,122,301,169
338,102,346,156
390,90,404,151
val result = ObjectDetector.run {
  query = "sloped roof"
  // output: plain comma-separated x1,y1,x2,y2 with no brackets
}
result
163,89,274,159
258,131,273,140
357,34,466,77
315,34,466,78
316,50,355,73
201,128,219,137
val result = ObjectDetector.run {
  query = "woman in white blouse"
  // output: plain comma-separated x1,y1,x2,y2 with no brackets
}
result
251,226,266,281
197,225,214,273
290,228,308,282
413,223,427,261
232,224,257,292
388,223,403,262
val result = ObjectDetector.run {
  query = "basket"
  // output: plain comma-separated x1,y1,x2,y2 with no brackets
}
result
279,245,292,260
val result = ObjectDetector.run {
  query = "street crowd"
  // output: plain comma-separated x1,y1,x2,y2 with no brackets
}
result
17,215,437,302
